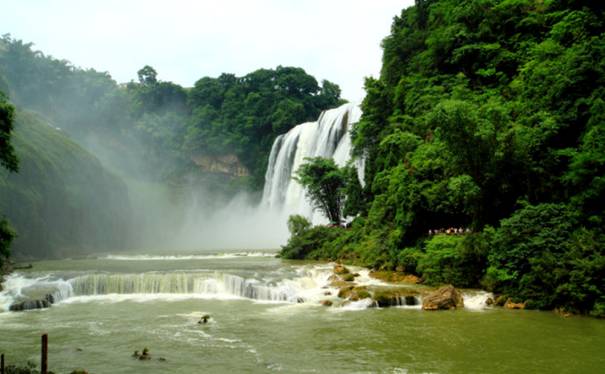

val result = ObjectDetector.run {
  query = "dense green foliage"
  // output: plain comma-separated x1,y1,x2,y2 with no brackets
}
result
294,157,348,224
186,68,343,186
0,111,132,258
0,35,343,259
281,0,605,316
0,90,17,269
0,36,343,185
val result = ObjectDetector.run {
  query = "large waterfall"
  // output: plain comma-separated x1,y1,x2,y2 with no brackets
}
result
261,102,362,222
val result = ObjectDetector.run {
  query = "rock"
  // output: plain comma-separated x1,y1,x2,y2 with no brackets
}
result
158,357,167,362
422,285,464,310
198,315,210,324
504,299,525,310
330,279,352,289
296,297,305,303
485,297,494,306
138,347,151,360
369,271,420,284
339,286,371,301
45,293,55,304
323,291,332,296
494,295,507,306
372,287,420,307
9,299,51,311
319,300,333,307
342,273,355,282
333,264,350,275
70,369,88,374
337,285,355,298
554,308,572,318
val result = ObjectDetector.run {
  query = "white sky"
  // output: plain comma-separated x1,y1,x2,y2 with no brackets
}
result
1,0,414,102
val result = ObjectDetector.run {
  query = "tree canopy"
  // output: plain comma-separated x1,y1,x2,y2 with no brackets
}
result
281,0,605,316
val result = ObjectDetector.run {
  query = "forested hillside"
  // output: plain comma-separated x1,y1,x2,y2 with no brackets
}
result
281,0,605,316
0,36,343,186
0,111,132,258
0,35,343,258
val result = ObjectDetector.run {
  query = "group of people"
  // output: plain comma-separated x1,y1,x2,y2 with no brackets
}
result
428,227,471,236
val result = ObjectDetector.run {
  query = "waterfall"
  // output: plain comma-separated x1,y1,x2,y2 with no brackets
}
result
261,103,362,222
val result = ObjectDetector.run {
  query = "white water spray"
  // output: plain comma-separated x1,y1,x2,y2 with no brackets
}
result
260,103,362,223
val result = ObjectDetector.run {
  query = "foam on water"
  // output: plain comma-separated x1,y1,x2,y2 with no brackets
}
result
102,252,277,261
462,290,493,311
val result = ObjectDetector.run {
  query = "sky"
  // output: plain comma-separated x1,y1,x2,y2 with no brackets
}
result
1,0,414,102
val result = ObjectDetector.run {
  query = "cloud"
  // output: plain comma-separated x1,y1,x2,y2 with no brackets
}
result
1,0,413,102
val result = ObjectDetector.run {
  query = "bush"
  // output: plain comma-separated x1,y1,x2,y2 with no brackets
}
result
485,203,605,313
417,234,487,287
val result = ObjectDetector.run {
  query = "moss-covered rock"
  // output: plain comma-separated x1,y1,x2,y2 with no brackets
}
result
421,285,464,310
371,287,420,307
369,271,420,284
333,264,350,275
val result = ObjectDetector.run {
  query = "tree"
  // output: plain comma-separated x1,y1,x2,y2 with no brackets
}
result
137,65,158,86
0,91,18,172
0,90,17,269
295,157,347,224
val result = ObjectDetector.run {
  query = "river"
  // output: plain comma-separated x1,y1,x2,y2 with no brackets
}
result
1,251,604,373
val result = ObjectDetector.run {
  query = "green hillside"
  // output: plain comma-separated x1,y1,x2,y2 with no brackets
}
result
0,110,132,258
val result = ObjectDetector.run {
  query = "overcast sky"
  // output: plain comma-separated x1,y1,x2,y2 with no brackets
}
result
1,1,414,102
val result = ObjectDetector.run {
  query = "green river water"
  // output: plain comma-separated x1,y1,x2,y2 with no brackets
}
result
0,252,604,373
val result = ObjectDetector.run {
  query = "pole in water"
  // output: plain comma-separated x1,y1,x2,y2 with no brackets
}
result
1,352,5,374
41,334,48,374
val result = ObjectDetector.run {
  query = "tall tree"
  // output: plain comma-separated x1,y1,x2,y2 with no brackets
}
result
295,157,347,224
0,90,17,268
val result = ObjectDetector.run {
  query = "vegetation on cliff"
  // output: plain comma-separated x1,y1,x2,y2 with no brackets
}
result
0,89,17,269
0,36,343,185
0,111,132,258
281,0,605,316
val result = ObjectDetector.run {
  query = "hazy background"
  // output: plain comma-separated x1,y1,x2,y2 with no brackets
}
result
0,0,413,102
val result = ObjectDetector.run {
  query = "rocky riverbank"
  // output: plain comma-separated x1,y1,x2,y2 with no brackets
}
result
318,264,473,311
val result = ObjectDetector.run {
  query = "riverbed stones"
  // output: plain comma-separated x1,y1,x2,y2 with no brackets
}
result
421,285,464,310
9,298,51,311
504,299,526,310
333,264,350,275
369,271,420,284
371,287,419,307
320,300,333,307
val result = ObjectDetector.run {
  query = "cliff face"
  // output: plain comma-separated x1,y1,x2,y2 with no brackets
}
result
191,154,250,178
0,110,132,258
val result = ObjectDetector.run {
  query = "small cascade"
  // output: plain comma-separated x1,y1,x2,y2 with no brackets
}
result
0,268,335,309
462,291,493,310
261,103,362,222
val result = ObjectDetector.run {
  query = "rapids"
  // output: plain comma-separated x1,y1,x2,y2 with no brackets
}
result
1,253,604,373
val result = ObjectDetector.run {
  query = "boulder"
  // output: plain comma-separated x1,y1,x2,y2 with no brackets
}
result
9,299,51,311
422,285,464,310
504,299,525,310
494,295,508,306
372,287,420,307
342,273,355,282
333,264,350,275
339,286,371,301
319,300,333,307
337,285,355,298
369,271,420,284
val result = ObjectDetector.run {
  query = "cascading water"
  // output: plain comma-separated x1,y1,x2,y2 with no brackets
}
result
261,103,362,223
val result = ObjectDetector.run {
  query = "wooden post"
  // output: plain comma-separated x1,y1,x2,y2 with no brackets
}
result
41,334,48,374
1,352,5,374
